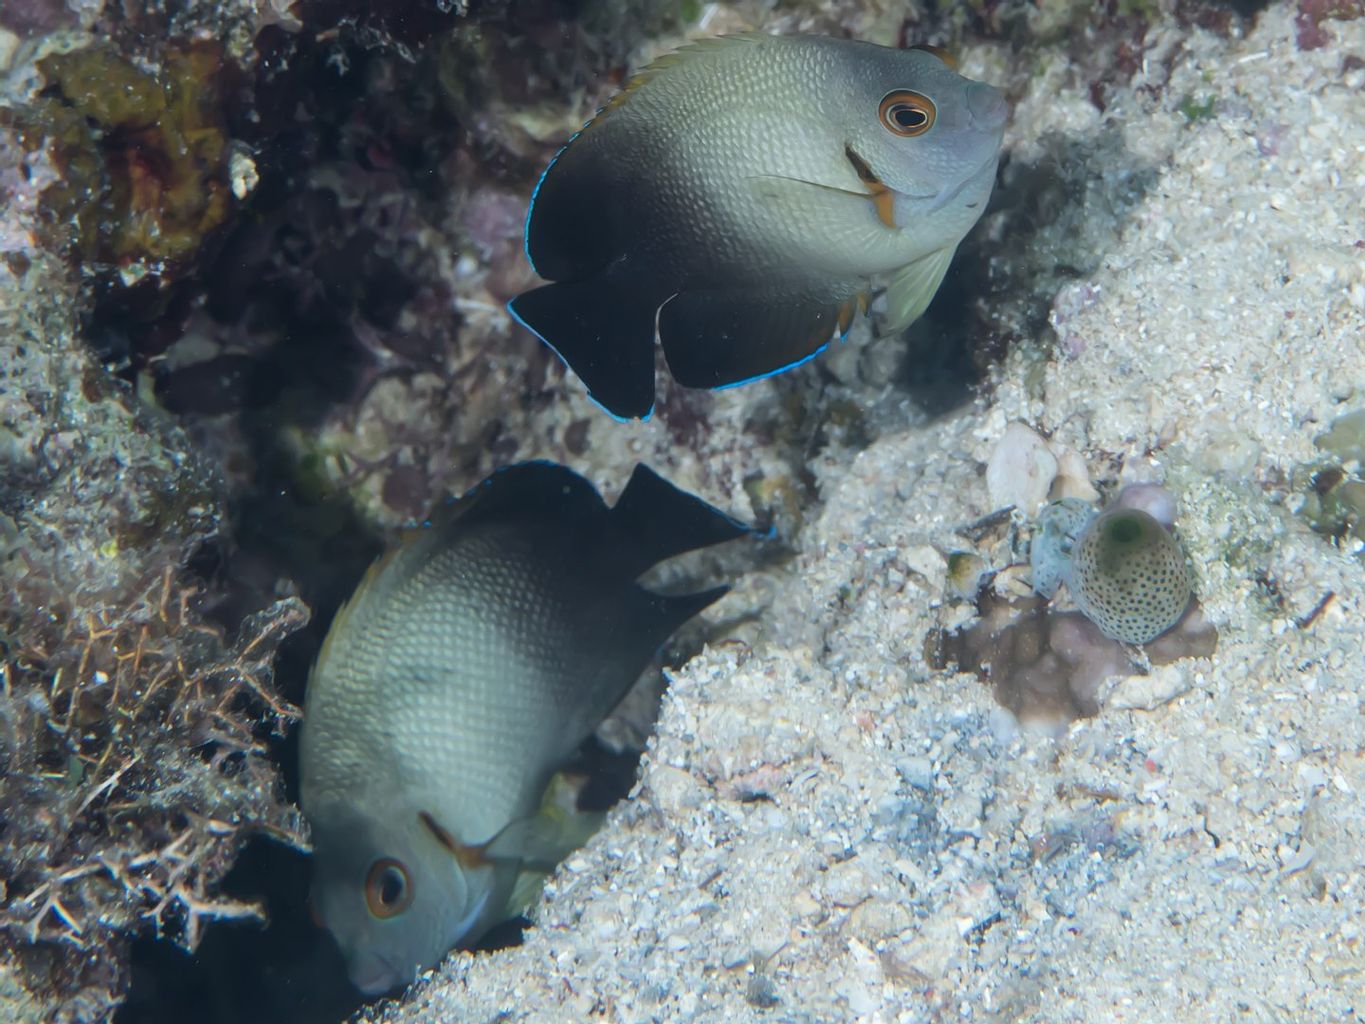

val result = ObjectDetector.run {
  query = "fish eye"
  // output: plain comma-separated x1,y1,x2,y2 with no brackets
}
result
909,44,958,69
365,858,413,918
879,90,936,137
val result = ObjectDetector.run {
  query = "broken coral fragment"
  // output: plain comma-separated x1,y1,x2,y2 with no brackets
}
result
986,421,1058,515
929,595,1124,724
932,593,1216,727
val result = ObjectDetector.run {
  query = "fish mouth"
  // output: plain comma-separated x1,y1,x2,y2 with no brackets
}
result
921,150,1002,214
349,950,403,996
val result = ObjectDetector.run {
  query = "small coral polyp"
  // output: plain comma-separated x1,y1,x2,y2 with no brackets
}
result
1067,506,1192,645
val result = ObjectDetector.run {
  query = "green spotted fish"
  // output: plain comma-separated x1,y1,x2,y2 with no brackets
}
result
508,33,1008,419
300,462,747,994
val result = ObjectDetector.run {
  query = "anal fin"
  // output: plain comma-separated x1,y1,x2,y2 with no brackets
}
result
658,285,859,391
882,246,957,334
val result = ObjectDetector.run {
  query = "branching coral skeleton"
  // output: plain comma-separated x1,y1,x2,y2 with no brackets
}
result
0,566,308,960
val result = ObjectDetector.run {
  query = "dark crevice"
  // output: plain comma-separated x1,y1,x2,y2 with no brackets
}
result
115,727,646,1024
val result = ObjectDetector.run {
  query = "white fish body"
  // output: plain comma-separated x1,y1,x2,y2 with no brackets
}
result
509,33,1009,418
300,463,745,993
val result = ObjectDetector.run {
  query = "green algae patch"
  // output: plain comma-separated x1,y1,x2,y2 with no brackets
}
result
1177,93,1217,123
21,42,235,282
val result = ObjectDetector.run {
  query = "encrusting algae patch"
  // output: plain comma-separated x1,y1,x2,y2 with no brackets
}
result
16,43,235,286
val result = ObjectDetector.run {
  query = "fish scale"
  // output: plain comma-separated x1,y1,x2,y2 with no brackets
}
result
366,538,596,830
300,462,747,994
509,33,1007,418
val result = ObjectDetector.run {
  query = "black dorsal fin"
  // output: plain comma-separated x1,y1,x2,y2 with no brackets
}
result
609,465,749,579
436,462,746,580
445,461,609,535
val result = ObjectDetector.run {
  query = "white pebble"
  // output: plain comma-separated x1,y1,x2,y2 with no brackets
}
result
987,422,1058,515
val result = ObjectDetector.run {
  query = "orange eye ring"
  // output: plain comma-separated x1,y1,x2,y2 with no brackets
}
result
880,90,936,137
910,44,958,69
365,859,413,919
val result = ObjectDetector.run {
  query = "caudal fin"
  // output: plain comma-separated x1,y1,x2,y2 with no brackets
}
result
633,583,730,649
507,274,660,420
611,464,749,578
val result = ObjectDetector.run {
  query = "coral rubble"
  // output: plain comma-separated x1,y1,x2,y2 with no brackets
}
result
0,251,307,1019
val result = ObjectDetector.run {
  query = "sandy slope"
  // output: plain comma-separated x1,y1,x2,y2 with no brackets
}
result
372,4,1363,1021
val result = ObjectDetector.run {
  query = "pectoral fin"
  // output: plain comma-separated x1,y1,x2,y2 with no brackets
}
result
481,777,608,873
881,246,957,334
506,808,607,874
497,791,604,916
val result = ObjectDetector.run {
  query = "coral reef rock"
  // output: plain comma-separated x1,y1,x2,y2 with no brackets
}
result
0,252,307,1020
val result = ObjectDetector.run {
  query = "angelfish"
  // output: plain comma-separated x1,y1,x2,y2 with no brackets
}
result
299,462,747,994
508,33,1008,420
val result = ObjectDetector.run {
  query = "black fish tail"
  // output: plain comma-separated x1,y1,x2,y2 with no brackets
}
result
581,581,730,747
635,584,731,645
507,274,660,421
611,464,749,577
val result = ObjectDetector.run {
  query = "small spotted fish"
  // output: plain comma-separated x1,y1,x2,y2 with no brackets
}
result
508,33,1008,419
1066,507,1192,645
300,462,748,993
